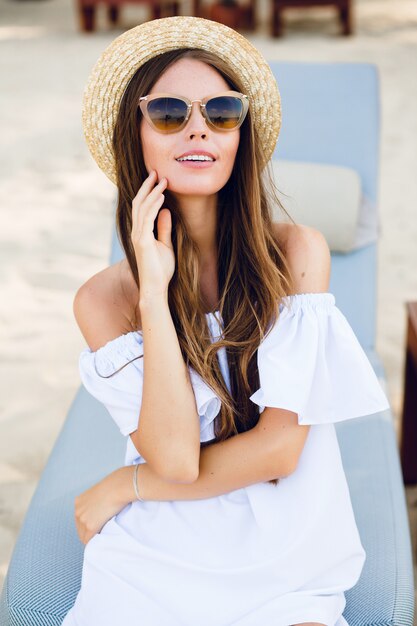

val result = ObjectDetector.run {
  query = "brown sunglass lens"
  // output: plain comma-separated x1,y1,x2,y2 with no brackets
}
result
147,97,188,131
205,96,243,129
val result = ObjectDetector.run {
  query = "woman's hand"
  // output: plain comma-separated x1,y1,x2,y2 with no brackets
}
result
74,469,132,545
131,170,175,301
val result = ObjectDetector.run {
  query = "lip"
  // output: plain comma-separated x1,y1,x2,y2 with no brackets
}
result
175,160,215,169
175,150,216,161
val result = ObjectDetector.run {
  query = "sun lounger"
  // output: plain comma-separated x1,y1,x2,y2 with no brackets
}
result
0,61,413,626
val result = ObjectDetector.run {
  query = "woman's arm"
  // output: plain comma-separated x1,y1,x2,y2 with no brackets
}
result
132,294,201,482
75,402,310,543
73,282,200,483
115,406,310,505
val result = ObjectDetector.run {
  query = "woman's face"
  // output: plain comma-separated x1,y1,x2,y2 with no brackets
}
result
139,58,241,197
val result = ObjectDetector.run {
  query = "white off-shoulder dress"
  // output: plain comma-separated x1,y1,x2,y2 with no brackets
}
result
62,292,390,626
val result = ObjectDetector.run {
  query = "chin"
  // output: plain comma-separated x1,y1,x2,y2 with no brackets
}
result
170,180,224,196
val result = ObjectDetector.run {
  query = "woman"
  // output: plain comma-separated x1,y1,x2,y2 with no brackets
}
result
62,15,390,626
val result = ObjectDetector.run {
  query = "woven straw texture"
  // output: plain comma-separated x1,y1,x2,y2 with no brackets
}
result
81,16,281,185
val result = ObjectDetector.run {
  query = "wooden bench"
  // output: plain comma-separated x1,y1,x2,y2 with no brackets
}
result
271,0,353,37
76,0,256,33
77,0,192,32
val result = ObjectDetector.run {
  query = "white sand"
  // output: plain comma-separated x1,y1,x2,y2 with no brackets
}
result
1,0,416,610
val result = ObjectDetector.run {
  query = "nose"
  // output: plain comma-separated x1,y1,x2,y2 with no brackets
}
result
186,101,208,139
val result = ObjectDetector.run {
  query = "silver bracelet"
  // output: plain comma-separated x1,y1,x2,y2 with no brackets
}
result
133,463,144,502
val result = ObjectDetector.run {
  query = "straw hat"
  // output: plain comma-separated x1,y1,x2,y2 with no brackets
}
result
82,16,281,186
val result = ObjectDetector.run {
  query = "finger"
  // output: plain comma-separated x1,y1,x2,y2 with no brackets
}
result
131,171,158,232
156,209,173,248
132,172,165,215
141,186,165,225
134,178,167,236
140,191,167,241
133,170,157,205
135,180,167,239
135,192,165,243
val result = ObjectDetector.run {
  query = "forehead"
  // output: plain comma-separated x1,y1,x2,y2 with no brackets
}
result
149,57,230,98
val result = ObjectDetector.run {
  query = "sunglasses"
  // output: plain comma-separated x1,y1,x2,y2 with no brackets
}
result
138,90,249,133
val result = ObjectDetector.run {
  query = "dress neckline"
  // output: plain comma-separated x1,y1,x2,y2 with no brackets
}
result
89,292,335,354
204,292,335,316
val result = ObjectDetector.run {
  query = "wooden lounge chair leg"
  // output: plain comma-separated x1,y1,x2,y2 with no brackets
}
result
152,3,162,18
400,302,417,484
272,0,283,37
166,1,180,15
339,0,352,35
79,5,96,32
192,0,202,17
107,5,120,24
247,0,256,30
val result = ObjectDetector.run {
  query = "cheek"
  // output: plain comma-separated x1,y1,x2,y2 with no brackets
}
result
228,129,240,154
140,123,171,170
223,133,240,169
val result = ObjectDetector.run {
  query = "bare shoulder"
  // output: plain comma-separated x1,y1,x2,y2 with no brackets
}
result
73,259,140,352
272,222,331,294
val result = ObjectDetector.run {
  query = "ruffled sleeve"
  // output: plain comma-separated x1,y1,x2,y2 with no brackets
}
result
249,292,390,424
79,330,221,438
188,367,221,441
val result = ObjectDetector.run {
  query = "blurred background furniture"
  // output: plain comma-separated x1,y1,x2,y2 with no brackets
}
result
208,0,256,30
0,62,414,626
76,0,257,33
77,0,188,32
400,301,417,485
271,0,353,37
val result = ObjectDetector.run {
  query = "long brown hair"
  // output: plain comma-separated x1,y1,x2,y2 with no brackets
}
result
112,48,296,486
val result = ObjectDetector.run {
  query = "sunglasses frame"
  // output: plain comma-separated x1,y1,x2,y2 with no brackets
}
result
138,90,249,134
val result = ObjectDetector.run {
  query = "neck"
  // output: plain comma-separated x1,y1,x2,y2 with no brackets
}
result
173,191,218,265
